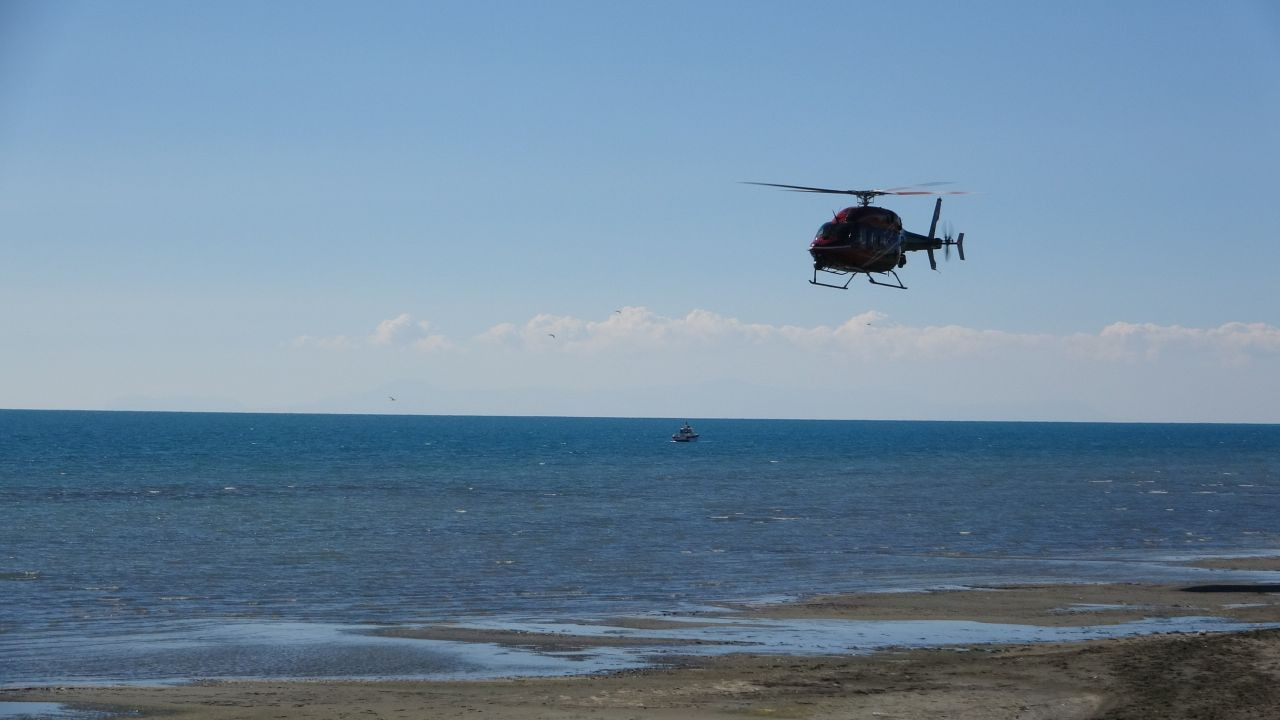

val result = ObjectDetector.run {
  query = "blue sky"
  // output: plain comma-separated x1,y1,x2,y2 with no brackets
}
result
2,1,1278,421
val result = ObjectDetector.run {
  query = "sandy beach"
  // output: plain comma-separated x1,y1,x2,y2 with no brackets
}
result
7,559,1280,720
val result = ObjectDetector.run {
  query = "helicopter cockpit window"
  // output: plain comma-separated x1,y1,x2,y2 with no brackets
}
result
814,222,850,244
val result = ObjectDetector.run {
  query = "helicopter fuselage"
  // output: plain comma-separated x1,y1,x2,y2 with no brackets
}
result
809,205,946,274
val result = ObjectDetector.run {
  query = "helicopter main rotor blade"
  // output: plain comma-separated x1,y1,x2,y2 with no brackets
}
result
880,181,956,192
741,182,876,196
874,182,973,197
744,182,974,198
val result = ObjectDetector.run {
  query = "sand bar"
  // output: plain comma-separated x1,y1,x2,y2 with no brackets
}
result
5,579,1280,719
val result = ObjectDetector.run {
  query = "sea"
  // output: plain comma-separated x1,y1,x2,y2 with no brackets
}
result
2,410,1279,689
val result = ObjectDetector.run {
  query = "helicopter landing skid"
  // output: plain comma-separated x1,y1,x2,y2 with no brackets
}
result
811,266,907,290
866,271,907,289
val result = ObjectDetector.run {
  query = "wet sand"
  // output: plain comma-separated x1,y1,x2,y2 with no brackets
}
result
741,580,1280,626
7,568,1280,719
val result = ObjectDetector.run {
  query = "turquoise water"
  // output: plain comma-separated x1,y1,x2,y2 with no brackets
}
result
2,410,1278,684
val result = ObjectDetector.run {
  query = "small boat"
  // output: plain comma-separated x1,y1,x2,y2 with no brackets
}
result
671,422,699,442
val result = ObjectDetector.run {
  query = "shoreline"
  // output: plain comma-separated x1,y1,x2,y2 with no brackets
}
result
6,567,1280,719
10,632,1280,720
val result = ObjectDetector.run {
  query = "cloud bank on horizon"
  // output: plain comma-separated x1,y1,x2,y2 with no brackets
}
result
285,308,1280,423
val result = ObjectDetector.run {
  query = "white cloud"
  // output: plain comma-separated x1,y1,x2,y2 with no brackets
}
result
1087,321,1280,364
370,313,414,345
289,334,357,350
295,309,1280,365
287,310,1279,422
412,333,453,352
292,313,453,352
474,322,519,344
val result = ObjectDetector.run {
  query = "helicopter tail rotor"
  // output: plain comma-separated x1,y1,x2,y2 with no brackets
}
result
941,223,965,262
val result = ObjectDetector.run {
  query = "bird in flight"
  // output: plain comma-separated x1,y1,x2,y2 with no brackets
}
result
388,396,397,401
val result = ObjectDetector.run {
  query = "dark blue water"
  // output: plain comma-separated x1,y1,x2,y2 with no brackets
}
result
2,410,1278,684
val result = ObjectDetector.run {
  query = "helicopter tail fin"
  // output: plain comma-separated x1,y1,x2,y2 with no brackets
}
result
925,198,941,270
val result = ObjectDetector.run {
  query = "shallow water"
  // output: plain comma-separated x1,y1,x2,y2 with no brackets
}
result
0,703,102,720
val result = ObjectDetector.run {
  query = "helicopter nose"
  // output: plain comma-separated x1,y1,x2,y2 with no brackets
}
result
810,223,835,247
811,222,844,248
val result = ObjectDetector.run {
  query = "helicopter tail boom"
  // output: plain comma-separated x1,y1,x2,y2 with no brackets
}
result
902,197,964,265
901,230,942,252
902,230,966,256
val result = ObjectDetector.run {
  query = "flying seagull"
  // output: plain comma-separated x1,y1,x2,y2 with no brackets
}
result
547,333,556,338
388,396,397,401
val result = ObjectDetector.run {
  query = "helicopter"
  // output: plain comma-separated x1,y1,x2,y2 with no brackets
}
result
746,181,970,290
